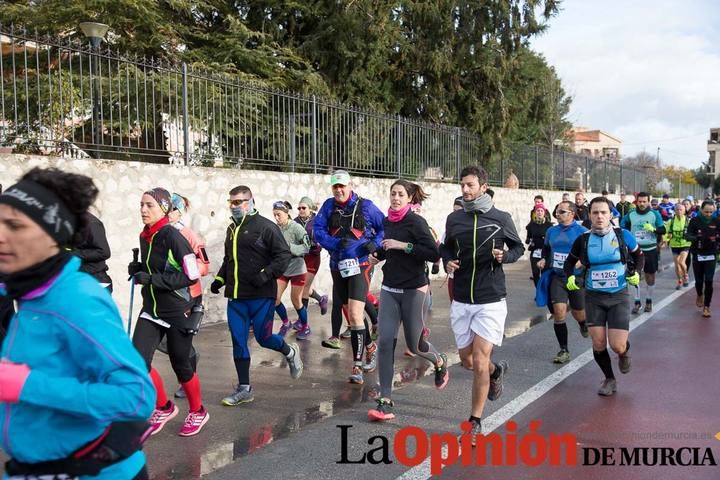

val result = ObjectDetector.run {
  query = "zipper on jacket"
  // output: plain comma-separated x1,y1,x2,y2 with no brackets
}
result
232,216,247,298
471,212,478,303
147,233,158,317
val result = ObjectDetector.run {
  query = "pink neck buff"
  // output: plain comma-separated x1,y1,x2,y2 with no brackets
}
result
388,204,412,222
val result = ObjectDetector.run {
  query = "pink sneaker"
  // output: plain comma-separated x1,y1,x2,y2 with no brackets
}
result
149,402,179,435
179,407,210,437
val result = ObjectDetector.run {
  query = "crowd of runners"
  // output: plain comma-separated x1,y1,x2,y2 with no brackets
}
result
0,165,718,478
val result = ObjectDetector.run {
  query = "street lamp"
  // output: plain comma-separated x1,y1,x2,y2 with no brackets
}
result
80,22,109,158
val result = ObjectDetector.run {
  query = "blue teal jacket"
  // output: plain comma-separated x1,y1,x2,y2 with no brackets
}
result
0,257,155,479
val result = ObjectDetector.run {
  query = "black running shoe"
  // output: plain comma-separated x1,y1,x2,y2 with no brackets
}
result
434,353,449,390
487,360,508,401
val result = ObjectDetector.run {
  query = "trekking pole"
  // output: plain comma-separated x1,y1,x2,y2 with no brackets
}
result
127,248,139,336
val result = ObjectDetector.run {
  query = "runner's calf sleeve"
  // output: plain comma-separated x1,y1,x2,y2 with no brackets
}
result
593,349,615,379
553,322,568,350
302,298,309,309
633,285,640,302
149,367,168,408
351,327,366,363
331,303,343,337
234,357,251,385
275,303,289,323
181,374,203,412
310,290,322,302
296,306,308,326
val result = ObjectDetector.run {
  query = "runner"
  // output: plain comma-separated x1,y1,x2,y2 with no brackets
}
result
620,192,666,313
166,193,210,399
564,197,641,396
367,180,448,421
0,167,154,479
210,185,303,405
666,202,691,289
314,170,384,384
294,196,329,315
616,192,634,218
272,200,312,339
525,203,552,287
74,211,113,292
686,200,720,318
129,188,209,437
440,165,524,437
537,201,588,364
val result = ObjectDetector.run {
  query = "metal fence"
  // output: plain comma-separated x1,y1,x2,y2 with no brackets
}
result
0,25,704,198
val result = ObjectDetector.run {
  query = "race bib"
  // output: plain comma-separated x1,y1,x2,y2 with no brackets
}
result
532,249,543,258
634,230,654,243
696,254,715,262
338,258,361,278
591,269,619,289
553,252,568,269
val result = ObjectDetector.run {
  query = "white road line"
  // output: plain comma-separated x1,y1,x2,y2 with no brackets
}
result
395,284,693,480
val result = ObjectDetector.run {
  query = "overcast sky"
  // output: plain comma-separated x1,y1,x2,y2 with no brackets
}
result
531,0,719,169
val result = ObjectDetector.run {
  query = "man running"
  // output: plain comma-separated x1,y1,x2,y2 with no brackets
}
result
211,185,303,406
537,201,588,364
314,170,384,384
564,197,641,396
620,192,666,313
440,165,524,437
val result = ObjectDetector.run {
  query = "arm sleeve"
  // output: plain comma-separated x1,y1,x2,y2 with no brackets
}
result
74,220,111,263
563,235,585,277
313,200,341,251
265,224,292,278
288,224,311,257
150,229,195,291
215,226,232,282
439,215,456,267
654,210,666,234
19,296,155,421
411,216,441,263
501,215,525,264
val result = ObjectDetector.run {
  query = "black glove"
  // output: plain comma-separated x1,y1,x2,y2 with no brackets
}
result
364,241,377,255
134,272,152,285
431,264,440,275
127,261,142,277
210,279,224,294
251,271,270,288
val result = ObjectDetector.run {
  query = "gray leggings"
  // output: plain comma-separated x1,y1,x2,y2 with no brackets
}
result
378,286,441,398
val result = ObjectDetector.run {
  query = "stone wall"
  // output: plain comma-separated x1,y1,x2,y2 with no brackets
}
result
0,155,621,329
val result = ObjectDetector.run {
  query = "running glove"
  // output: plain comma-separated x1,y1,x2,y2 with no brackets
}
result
431,264,440,275
0,361,30,403
566,275,580,291
627,272,640,286
127,261,142,277
642,223,656,233
210,278,224,294
134,272,152,285
364,241,377,255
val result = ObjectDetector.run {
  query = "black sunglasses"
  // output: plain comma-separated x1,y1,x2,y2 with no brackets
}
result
556,209,572,215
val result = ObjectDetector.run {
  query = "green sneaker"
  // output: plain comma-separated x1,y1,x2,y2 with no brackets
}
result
221,385,254,406
553,349,571,364
321,336,342,349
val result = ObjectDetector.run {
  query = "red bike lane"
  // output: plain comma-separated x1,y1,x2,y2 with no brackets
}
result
439,289,720,480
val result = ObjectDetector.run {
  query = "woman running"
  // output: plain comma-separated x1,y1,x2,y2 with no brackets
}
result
165,193,210,398
367,180,448,421
666,202,691,289
273,200,312,338
0,167,154,479
129,188,209,437
686,200,720,318
294,196,329,315
526,203,553,287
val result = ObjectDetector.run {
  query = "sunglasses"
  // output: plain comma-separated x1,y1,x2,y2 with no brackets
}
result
556,209,572,215
298,206,308,210
228,199,250,207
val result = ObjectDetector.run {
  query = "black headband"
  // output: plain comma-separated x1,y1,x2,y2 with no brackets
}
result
0,180,77,245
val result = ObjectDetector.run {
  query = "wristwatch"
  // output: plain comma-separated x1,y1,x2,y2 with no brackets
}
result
404,242,414,254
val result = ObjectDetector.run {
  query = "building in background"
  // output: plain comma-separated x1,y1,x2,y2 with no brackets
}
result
707,128,719,179
570,127,622,160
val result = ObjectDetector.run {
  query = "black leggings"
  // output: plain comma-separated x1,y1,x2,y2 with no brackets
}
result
692,258,716,307
132,316,196,383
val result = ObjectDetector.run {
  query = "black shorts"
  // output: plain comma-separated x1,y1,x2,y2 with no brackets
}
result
637,248,659,274
671,247,689,255
550,275,585,311
585,289,631,330
331,263,371,303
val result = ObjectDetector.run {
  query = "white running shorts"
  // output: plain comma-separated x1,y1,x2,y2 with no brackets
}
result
450,299,507,349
